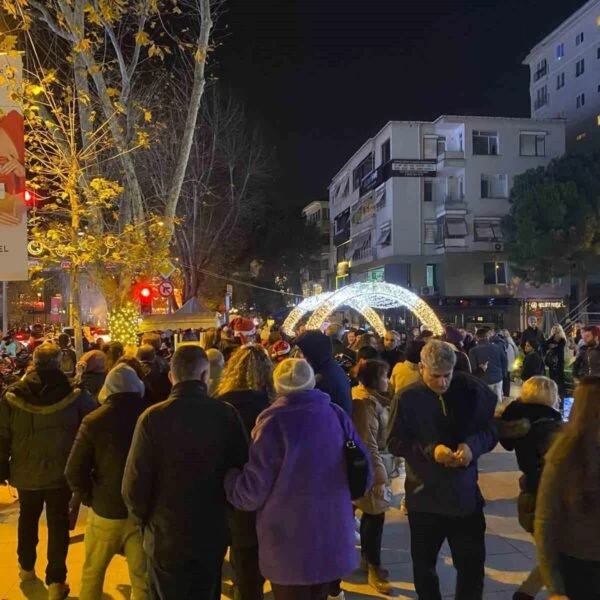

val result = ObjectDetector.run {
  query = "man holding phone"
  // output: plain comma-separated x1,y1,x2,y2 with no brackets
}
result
387,340,498,600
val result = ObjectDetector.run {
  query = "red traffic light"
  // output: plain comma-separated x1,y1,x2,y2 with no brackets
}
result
140,286,151,298
24,189,34,205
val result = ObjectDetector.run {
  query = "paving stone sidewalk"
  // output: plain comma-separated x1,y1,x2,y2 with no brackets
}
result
0,446,543,600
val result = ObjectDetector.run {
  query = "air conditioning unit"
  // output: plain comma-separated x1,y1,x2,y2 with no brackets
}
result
492,242,505,252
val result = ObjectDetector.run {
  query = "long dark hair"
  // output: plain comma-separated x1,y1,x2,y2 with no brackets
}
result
548,376,600,511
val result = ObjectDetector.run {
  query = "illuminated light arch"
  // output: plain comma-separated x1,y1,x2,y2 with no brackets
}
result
282,282,443,337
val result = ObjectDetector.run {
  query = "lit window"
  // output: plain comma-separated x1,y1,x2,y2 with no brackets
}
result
597,115,600,126
596,16,600,26
556,43,565,60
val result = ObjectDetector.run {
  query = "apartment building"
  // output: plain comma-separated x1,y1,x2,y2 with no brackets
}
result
525,0,600,150
301,199,330,296
329,116,566,330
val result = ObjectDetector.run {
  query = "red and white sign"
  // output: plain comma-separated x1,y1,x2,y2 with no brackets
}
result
158,280,174,297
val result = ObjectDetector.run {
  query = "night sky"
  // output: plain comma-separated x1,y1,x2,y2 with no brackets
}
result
216,0,586,205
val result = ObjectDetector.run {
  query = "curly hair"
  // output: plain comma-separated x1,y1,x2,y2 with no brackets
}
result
216,344,275,401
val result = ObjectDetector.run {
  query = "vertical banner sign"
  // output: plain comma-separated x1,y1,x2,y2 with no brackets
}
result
0,54,27,281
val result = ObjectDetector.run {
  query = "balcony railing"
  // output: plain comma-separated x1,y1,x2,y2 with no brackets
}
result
534,94,549,110
352,246,374,264
533,65,548,82
437,150,465,161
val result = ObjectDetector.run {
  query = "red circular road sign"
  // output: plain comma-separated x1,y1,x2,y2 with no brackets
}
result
158,280,174,297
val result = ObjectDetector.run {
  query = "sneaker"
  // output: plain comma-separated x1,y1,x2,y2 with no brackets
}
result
368,564,393,595
48,582,70,600
512,593,534,600
18,567,36,582
360,556,389,578
327,593,345,600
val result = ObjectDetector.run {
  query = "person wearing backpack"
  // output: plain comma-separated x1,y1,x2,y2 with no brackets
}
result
58,334,77,379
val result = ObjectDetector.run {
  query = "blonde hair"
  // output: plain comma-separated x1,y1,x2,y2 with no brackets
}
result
216,344,275,400
550,323,567,341
521,375,558,407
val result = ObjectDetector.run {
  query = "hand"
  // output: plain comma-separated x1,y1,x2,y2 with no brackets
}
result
454,443,473,467
434,445,456,466
373,483,386,498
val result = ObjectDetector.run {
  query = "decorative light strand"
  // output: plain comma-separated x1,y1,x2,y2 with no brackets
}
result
108,303,139,346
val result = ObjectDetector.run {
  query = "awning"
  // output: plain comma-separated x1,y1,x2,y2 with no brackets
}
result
377,221,391,246
445,217,467,237
351,230,372,258
375,185,386,210
474,219,502,241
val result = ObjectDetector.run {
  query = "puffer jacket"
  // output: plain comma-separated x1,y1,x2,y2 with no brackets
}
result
572,342,600,379
0,369,97,489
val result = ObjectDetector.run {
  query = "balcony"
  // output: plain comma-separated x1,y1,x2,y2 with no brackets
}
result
533,65,548,82
437,150,465,170
352,246,375,265
436,237,467,253
436,195,467,217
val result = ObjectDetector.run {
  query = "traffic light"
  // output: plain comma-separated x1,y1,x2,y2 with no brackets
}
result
139,285,152,315
24,189,35,207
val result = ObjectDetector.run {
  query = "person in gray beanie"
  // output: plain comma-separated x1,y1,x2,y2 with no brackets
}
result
65,364,148,599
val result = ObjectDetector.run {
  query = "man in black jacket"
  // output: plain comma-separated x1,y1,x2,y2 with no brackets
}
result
137,344,172,405
65,363,148,598
572,325,600,379
122,344,248,600
0,344,96,600
388,340,497,600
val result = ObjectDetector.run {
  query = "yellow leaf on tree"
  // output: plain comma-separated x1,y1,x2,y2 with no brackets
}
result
135,31,151,46
143,110,152,122
106,87,120,97
195,47,207,63
74,38,92,53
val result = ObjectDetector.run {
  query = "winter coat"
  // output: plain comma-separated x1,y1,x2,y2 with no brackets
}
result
572,342,600,379
387,372,497,516
381,348,403,374
65,392,148,519
520,326,546,351
224,388,371,585
536,444,600,596
521,351,545,382
80,371,106,403
122,380,248,562
140,359,172,405
497,401,562,493
219,389,270,548
352,384,393,515
390,361,420,401
469,341,507,384
0,369,97,490
296,331,352,415
506,339,518,372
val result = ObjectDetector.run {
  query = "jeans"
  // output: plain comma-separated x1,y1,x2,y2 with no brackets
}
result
271,582,331,600
360,512,385,567
80,510,148,600
408,509,486,600
488,381,503,409
559,553,600,600
148,550,226,600
230,545,265,600
17,486,71,585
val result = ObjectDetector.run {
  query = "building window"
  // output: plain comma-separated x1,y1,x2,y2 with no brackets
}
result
557,72,565,89
576,58,585,77
534,59,547,81
481,174,508,198
426,264,437,289
445,217,468,238
352,153,374,191
557,43,565,60
534,85,549,109
597,47,600,59
377,221,392,247
484,262,507,285
423,136,438,159
576,31,584,46
576,93,586,108
381,139,390,165
424,180,433,202
374,185,386,210
474,218,503,241
424,220,437,244
597,115,600,126
472,130,499,155
520,133,546,156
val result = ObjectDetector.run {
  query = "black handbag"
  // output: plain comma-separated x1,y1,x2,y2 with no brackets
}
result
332,405,370,500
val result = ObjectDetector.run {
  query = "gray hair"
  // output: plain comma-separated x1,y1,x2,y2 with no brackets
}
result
420,340,457,372
33,343,62,371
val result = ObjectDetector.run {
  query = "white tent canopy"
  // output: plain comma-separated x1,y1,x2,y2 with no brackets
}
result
138,297,217,333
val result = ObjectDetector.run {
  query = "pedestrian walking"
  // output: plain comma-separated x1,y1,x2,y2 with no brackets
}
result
0,344,97,600
76,350,107,403
296,330,352,415
224,358,372,600
572,325,600,379
469,329,507,409
543,325,567,397
521,340,545,382
388,340,497,600
381,330,404,374
65,364,149,600
535,376,600,600
520,317,545,351
122,344,248,600
352,359,394,594
497,376,562,600
217,344,275,600
389,341,425,404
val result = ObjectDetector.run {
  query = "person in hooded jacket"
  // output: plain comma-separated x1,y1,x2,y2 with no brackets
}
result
295,330,352,416
141,333,170,374
136,344,172,405
497,376,563,600
65,364,149,599
217,344,275,600
0,344,97,600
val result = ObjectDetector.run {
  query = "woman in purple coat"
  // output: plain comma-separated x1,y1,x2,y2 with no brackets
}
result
225,358,371,600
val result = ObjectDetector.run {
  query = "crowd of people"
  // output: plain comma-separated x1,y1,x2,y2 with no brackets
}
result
0,315,599,600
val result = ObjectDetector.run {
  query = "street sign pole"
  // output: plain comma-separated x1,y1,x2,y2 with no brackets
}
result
2,281,7,332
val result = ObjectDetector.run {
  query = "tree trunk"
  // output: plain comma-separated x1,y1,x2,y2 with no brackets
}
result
70,269,83,357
